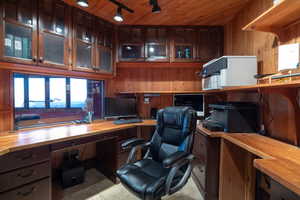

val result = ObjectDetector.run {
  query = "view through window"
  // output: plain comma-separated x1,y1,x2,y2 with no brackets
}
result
14,73,104,129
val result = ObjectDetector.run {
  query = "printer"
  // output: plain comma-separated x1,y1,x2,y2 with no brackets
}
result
201,56,257,90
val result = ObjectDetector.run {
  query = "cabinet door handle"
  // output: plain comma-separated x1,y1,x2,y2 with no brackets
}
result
32,56,37,62
39,57,44,63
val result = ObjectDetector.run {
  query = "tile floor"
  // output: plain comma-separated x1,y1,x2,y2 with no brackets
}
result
53,169,203,200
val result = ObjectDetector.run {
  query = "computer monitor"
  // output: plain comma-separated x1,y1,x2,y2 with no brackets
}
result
104,97,137,118
173,94,204,116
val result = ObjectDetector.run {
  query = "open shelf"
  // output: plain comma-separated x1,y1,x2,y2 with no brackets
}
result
243,0,300,41
118,80,300,95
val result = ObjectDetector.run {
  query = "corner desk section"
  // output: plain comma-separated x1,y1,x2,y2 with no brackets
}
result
197,125,300,200
0,120,156,200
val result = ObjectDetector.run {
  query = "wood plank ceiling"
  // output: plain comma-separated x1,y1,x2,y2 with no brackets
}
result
63,0,250,25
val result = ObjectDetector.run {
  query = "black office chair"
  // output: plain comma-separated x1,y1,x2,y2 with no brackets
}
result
116,106,197,200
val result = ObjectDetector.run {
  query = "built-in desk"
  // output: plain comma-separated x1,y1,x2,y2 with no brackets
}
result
198,124,300,199
0,120,156,200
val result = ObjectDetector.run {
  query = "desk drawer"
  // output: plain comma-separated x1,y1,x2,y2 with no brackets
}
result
0,146,50,173
0,178,50,200
51,134,114,151
193,131,207,163
0,161,50,193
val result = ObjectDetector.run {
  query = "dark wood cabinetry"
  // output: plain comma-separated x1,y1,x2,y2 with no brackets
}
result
145,27,169,62
0,146,51,200
192,129,220,200
172,28,196,61
38,0,70,69
72,9,94,71
117,26,223,63
0,0,115,76
0,0,38,65
196,27,223,62
118,27,145,62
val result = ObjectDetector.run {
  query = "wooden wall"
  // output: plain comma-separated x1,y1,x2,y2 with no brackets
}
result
0,69,13,132
105,63,202,118
225,0,300,145
106,64,201,96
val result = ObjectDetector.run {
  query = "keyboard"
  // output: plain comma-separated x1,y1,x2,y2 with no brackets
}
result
113,118,143,125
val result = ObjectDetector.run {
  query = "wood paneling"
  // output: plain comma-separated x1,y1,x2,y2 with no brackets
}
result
63,0,249,26
106,63,201,96
219,139,256,200
224,0,300,146
0,69,13,132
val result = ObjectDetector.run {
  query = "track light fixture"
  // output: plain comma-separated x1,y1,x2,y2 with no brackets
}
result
109,0,134,22
150,0,161,13
114,7,124,22
77,0,89,7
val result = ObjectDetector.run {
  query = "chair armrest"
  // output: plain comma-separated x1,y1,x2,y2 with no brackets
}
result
163,151,192,168
121,138,147,150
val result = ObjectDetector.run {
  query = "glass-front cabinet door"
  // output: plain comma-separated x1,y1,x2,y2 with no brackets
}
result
73,9,94,72
95,20,114,74
0,0,38,65
145,27,168,62
172,28,196,62
118,27,144,62
38,0,70,69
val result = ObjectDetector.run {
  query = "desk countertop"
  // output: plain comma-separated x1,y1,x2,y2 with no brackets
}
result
197,124,300,196
0,120,156,156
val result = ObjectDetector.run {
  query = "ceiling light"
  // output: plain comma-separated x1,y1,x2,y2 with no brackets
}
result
152,4,161,13
114,7,124,22
150,0,161,13
77,0,89,7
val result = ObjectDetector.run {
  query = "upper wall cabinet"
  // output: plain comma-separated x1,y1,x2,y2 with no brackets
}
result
171,28,196,62
118,27,145,62
116,26,223,63
196,27,223,62
145,27,169,62
72,9,94,72
0,0,38,65
38,0,70,69
95,20,114,73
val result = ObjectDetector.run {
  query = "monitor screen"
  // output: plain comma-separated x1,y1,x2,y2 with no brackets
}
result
104,97,137,118
174,94,204,116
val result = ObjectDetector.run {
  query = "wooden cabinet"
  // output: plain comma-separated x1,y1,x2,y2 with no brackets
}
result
195,27,223,62
95,20,114,74
171,28,196,62
72,9,94,72
117,26,223,63
0,146,51,200
118,27,145,61
145,27,169,62
0,0,115,76
0,0,38,65
38,0,70,69
192,129,220,200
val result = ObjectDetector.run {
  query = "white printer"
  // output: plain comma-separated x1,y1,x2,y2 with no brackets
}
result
201,56,257,90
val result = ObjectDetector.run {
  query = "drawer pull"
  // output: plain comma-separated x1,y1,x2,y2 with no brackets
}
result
17,186,36,196
18,169,35,178
16,152,34,160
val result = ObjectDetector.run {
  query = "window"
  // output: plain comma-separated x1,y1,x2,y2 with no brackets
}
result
50,78,66,108
13,73,104,129
70,78,87,108
14,77,25,108
29,77,46,108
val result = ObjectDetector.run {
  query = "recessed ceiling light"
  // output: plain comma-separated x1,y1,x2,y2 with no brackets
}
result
114,7,124,22
77,0,89,7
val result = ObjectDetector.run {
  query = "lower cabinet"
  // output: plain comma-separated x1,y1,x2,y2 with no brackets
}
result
192,129,220,200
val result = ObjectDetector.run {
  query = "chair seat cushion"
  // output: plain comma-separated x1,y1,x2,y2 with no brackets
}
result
116,159,182,200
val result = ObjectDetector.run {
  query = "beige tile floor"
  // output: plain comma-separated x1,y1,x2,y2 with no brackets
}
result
54,169,203,200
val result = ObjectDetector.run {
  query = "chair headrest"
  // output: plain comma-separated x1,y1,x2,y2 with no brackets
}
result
160,107,190,129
